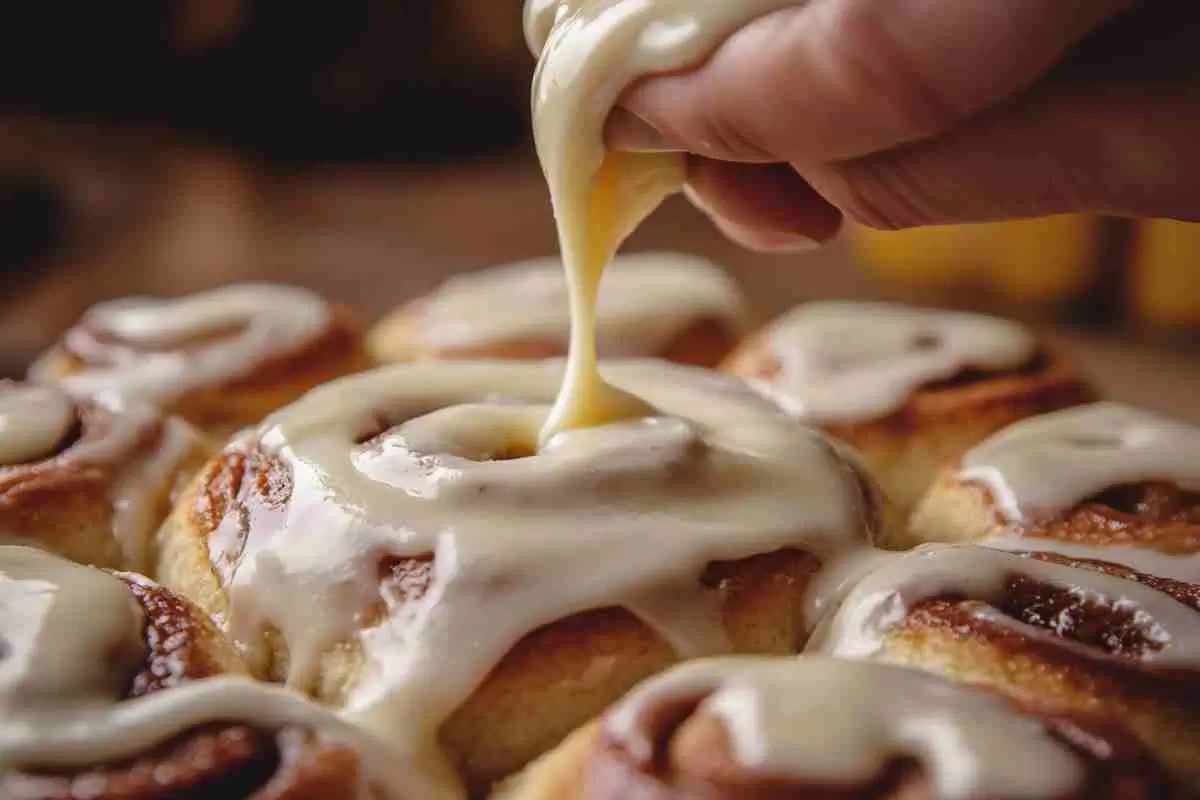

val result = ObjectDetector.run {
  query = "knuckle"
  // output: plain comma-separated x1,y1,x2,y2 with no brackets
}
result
644,100,777,163
692,110,778,162
808,159,935,230
827,2,968,138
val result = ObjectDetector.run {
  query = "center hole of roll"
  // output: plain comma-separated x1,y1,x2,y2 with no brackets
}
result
1062,433,1124,450
489,444,536,461
909,332,941,351
356,403,545,462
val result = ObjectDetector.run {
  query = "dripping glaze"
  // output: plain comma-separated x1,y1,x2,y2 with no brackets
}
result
209,359,873,797
526,0,809,441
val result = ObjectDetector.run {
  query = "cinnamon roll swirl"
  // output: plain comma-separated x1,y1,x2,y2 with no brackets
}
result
506,657,1171,799
0,545,405,799
157,359,880,795
811,543,1200,787
0,381,209,572
908,402,1200,557
30,283,373,440
720,302,1093,521
368,253,748,368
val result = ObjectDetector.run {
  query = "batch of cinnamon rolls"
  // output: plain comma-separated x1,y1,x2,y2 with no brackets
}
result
3,246,1198,799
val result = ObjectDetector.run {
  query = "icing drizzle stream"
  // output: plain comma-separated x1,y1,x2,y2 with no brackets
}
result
527,0,809,442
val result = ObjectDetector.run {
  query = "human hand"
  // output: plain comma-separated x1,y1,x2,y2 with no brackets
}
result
605,1,1200,250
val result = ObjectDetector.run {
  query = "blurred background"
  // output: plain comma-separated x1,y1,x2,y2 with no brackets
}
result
0,1,1196,413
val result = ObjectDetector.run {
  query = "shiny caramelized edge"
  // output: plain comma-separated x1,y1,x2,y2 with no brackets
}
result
891,556,1200,709
930,472,1200,551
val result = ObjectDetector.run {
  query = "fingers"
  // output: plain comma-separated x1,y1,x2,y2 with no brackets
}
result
684,158,842,251
802,82,1200,228
609,0,1132,164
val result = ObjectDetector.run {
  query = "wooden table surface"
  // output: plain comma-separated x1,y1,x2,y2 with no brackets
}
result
2,148,1197,420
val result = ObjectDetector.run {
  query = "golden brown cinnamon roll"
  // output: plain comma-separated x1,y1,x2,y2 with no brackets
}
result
506,657,1172,799
0,545,403,799
158,360,880,794
811,543,1200,788
720,302,1094,522
0,381,209,572
30,283,373,441
907,403,1200,556
368,253,749,368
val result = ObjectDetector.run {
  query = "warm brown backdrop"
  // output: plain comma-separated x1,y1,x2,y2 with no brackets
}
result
1,141,1196,420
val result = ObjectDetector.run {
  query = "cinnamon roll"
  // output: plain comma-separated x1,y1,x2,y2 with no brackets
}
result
810,543,1200,786
506,656,1172,799
368,253,748,368
0,381,209,572
30,283,373,441
157,359,880,794
720,301,1094,521
0,545,406,799
907,402,1200,555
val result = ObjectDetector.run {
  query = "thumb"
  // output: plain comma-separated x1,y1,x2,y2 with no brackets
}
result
606,0,1130,164
803,83,1200,229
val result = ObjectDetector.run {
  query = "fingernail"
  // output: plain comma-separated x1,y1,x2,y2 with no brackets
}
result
712,215,822,254
605,107,675,152
684,185,826,253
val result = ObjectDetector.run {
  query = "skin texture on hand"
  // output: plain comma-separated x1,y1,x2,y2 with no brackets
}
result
605,1,1200,250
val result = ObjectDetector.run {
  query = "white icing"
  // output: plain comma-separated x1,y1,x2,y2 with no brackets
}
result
961,402,1200,525
0,383,74,465
214,359,874,797
0,546,414,799
606,656,1083,798
418,252,748,355
0,545,145,724
30,283,331,408
812,545,1200,667
0,676,415,799
752,302,1037,424
109,416,201,572
802,546,899,633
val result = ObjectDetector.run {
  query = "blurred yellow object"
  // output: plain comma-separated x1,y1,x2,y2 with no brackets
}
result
1131,219,1200,328
986,215,1098,303
847,215,1098,308
849,223,986,288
